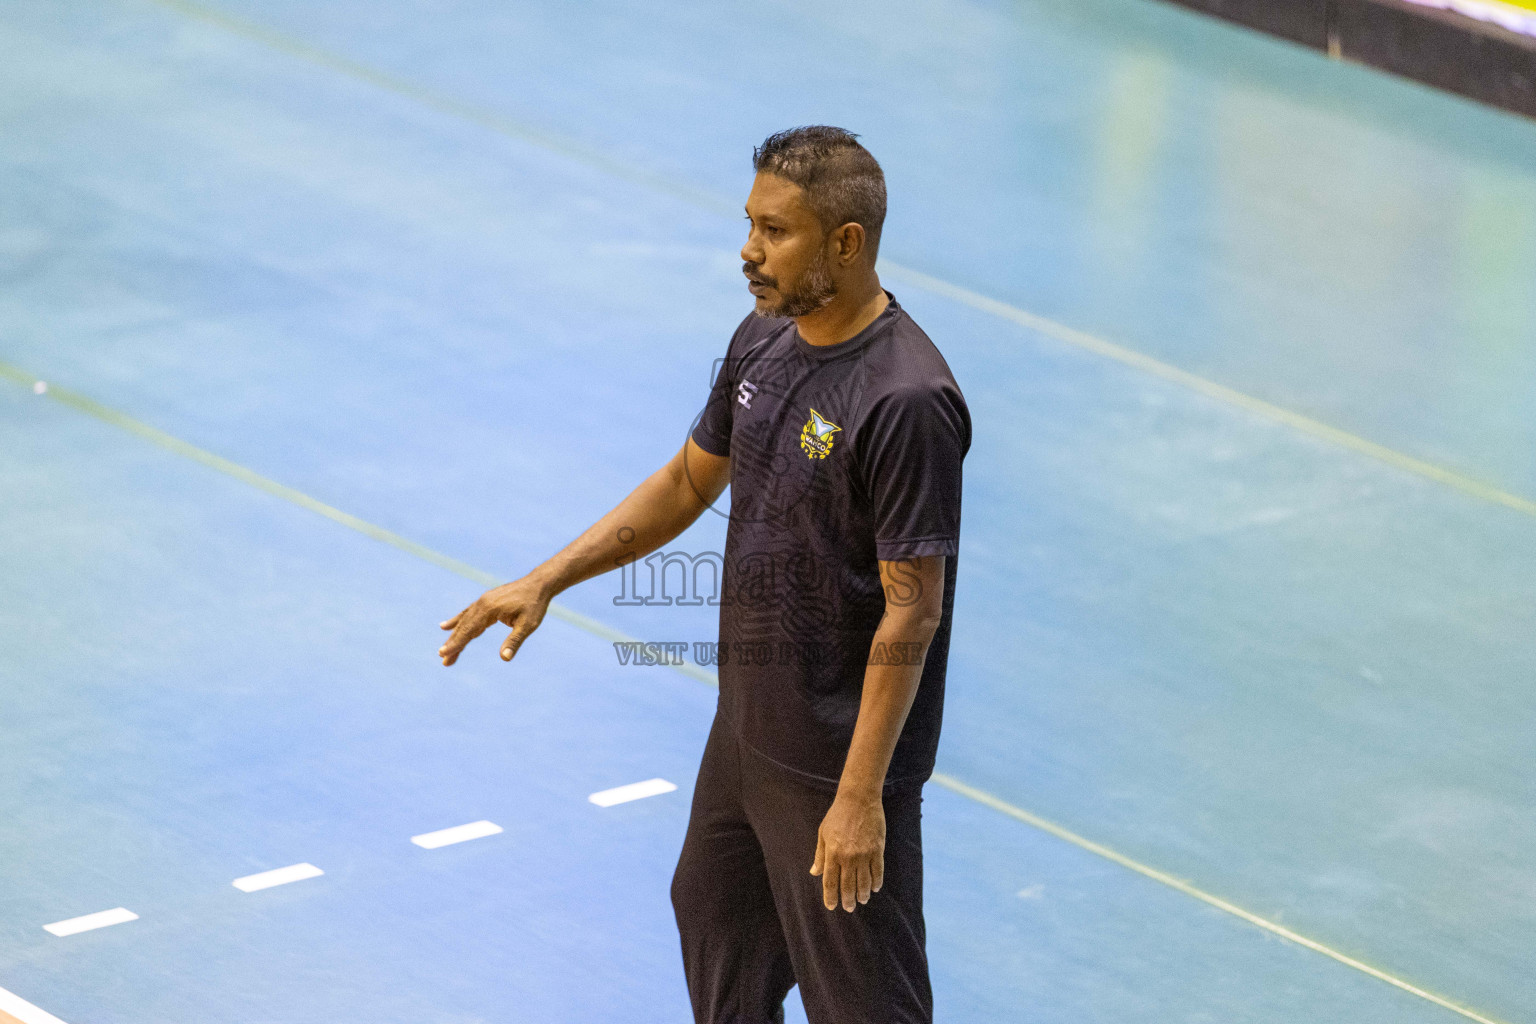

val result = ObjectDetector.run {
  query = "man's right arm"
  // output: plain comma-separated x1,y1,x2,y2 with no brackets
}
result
438,438,730,666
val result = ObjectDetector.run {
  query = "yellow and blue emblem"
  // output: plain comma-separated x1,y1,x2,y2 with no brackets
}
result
799,408,842,460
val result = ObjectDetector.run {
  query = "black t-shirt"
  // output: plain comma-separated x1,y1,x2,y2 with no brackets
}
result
690,293,971,789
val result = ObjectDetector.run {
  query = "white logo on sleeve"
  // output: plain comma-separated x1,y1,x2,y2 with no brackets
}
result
737,380,759,409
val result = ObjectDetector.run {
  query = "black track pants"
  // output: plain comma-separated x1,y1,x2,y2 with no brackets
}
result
671,713,932,1024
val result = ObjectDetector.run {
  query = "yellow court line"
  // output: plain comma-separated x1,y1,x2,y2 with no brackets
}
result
0,362,717,687
0,363,1511,1024
877,265,1536,519
146,0,738,218
929,773,1512,1024
143,0,1536,526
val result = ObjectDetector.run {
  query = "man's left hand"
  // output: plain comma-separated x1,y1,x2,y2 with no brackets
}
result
810,790,886,911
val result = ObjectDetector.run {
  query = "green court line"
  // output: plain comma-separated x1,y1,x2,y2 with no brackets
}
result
0,362,1511,1024
142,0,1536,526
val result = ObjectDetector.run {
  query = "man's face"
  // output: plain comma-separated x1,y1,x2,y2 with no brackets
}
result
741,173,836,318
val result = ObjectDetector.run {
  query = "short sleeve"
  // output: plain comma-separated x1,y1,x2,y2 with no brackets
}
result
861,382,970,561
690,317,752,457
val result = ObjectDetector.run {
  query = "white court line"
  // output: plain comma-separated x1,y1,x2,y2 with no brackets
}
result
232,863,324,893
411,820,503,849
0,386,1514,1024
1,374,1513,1023
42,907,137,938
589,778,677,807
41,908,138,939
0,986,70,1024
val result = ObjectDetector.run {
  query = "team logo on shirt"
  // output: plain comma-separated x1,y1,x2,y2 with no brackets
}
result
799,408,842,460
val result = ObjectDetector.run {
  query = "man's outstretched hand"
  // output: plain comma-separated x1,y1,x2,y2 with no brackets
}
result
438,576,551,666
810,790,886,912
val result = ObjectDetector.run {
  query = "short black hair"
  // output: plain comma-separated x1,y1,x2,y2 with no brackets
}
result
753,126,886,258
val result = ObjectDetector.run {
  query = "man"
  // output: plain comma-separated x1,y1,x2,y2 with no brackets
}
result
438,126,970,1024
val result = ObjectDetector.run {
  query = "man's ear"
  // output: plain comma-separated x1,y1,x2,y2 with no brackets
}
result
834,222,866,265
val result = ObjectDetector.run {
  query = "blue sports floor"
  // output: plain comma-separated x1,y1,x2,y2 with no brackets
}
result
3,1,1535,1021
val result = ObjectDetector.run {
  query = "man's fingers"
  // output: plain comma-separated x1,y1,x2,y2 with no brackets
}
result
872,850,884,894
439,611,462,631
501,626,531,661
809,834,824,877
840,857,858,912
500,605,550,662
438,608,491,665
856,862,872,905
822,857,840,911
439,624,472,664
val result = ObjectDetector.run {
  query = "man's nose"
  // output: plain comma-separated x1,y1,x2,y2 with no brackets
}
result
741,234,763,265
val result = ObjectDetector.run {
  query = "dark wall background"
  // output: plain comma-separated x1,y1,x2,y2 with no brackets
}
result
1161,0,1536,118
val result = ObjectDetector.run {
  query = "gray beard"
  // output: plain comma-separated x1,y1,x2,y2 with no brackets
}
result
754,247,837,319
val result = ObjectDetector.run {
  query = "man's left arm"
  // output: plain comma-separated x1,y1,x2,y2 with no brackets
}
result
811,554,946,912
